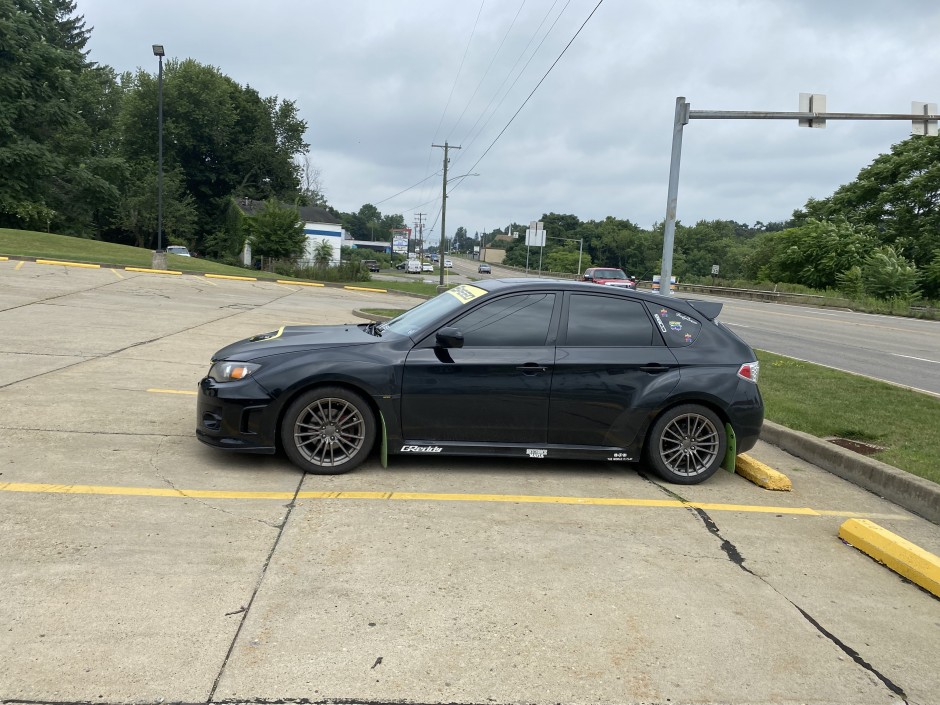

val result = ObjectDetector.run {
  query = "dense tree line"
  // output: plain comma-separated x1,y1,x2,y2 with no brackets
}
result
0,0,309,261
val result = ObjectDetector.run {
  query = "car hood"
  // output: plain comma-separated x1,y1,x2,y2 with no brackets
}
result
212,324,379,361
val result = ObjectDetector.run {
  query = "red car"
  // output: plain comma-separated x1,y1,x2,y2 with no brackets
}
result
582,267,636,289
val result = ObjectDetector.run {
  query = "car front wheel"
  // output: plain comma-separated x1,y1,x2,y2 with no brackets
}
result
646,404,726,484
280,387,376,475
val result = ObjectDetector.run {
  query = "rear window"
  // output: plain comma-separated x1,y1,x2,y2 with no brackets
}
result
646,304,701,346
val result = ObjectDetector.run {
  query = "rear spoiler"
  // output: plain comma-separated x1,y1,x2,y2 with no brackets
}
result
687,300,723,321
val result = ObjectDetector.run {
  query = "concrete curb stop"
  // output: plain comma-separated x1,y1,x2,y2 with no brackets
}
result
735,454,792,490
760,420,940,525
839,519,940,598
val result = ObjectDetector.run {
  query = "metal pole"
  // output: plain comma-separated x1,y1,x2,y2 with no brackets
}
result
157,54,164,254
577,238,583,277
660,97,688,296
439,143,448,288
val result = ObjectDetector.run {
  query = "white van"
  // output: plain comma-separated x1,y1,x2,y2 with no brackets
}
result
405,259,422,274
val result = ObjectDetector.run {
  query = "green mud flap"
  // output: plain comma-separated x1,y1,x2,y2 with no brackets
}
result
722,422,737,473
380,412,388,468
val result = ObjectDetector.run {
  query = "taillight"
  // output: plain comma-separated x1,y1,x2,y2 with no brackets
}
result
737,361,759,383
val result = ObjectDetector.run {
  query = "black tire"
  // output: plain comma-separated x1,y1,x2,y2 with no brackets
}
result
280,387,376,475
646,404,726,484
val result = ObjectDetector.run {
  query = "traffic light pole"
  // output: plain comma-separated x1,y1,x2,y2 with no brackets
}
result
659,96,938,296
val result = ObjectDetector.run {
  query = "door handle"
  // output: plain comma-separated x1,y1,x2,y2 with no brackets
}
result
516,363,548,375
639,363,671,374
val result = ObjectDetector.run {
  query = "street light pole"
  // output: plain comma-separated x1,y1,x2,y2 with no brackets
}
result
152,44,166,268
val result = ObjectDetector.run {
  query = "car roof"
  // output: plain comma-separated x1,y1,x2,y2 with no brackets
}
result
469,278,721,319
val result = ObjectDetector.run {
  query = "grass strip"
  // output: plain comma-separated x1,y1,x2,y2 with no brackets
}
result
756,350,940,485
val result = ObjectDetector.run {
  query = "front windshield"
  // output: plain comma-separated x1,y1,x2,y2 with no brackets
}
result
596,269,626,279
381,284,489,338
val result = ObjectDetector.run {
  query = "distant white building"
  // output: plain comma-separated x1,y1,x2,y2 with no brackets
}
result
238,199,346,267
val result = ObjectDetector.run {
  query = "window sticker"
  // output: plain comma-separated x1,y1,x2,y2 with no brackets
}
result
649,304,700,346
445,284,488,304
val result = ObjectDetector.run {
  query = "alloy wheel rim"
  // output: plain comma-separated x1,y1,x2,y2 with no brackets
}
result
659,413,720,477
293,398,365,467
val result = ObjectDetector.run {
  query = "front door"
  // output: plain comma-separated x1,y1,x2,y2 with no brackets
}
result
401,292,558,443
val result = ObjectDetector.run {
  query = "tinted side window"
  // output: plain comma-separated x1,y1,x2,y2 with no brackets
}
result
645,303,702,346
565,294,654,346
456,293,556,347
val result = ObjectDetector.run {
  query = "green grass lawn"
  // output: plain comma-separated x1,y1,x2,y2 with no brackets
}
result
756,350,940,484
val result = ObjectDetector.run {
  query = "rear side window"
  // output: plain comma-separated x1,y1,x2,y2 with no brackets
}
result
646,304,702,346
565,294,654,346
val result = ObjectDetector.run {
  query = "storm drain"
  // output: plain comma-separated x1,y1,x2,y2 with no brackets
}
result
825,437,887,456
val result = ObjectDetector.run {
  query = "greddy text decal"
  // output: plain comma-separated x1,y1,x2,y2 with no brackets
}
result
400,445,443,453
526,449,548,459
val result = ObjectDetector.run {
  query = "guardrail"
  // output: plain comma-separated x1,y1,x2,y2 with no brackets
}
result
670,283,831,304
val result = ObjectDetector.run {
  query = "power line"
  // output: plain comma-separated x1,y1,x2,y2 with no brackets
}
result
372,170,443,206
452,0,605,191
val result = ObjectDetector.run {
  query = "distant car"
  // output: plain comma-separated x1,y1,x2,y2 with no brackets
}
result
582,267,636,289
444,259,453,268
478,263,492,274
166,245,191,257
430,254,440,262
196,279,763,484
395,261,407,270
422,263,434,272
362,260,380,272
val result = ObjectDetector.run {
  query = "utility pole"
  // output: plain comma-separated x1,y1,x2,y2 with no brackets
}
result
432,141,460,290
415,212,426,260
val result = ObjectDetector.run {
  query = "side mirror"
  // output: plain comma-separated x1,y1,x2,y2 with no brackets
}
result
436,327,464,349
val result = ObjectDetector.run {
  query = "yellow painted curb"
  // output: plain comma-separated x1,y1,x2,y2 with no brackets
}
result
126,267,182,275
344,285,388,293
277,279,325,287
0,256,8,261
839,518,940,598
36,259,100,269
735,453,792,491
205,273,257,281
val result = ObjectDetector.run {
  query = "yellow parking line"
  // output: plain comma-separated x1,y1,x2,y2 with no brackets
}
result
205,273,257,281
15,260,25,270
0,481,900,519
277,280,325,287
126,267,182,275
36,259,100,269
111,268,124,279
147,388,198,395
344,285,388,293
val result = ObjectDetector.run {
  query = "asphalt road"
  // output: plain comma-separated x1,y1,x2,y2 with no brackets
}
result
1,260,938,705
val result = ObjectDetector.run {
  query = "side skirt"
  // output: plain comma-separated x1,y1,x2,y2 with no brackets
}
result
392,441,636,463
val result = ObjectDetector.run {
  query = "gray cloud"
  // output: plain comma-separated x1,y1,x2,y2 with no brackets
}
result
79,0,940,240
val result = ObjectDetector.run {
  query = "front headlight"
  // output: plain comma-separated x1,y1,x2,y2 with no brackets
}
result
208,361,261,382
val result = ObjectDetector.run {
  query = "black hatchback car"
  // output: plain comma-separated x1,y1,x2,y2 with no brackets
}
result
196,279,763,484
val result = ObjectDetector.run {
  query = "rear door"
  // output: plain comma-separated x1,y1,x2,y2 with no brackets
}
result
548,292,680,450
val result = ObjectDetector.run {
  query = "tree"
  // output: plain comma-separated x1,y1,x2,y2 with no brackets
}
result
245,198,305,260
112,160,197,249
0,0,104,232
313,240,333,266
797,136,940,268
770,218,876,289
118,59,308,249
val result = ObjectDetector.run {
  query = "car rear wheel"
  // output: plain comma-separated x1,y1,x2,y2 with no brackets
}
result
280,387,376,475
646,404,726,484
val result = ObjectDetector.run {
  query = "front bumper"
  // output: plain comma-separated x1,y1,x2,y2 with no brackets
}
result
195,376,278,453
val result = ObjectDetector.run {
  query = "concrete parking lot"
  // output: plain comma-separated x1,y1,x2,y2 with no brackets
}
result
1,260,938,705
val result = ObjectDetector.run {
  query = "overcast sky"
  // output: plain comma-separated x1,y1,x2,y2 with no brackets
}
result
78,0,939,244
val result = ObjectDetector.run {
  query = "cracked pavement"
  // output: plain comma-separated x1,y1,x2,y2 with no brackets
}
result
1,262,939,705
